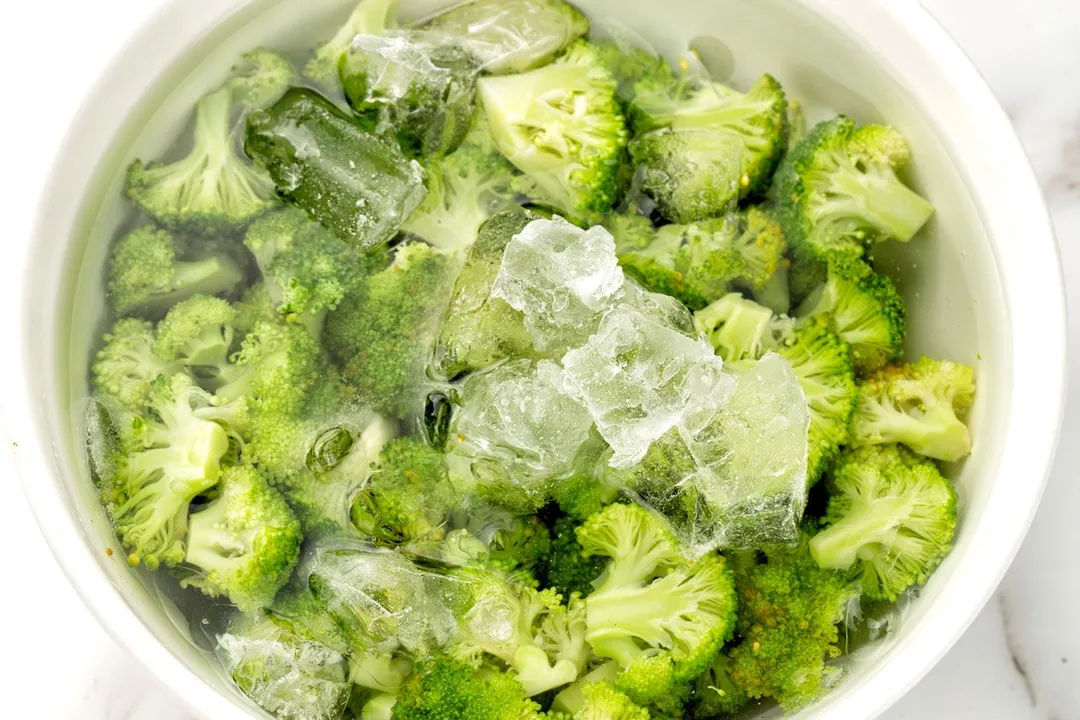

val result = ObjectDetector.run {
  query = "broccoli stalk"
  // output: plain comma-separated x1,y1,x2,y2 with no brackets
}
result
181,464,302,612
107,225,244,319
810,445,958,601
126,87,276,235
693,292,792,362
303,0,399,90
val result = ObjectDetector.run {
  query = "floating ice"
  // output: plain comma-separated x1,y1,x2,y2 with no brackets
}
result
562,305,733,469
348,34,452,106
491,217,625,354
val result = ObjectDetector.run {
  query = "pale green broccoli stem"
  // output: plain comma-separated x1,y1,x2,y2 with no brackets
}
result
810,496,917,570
751,263,791,314
350,654,412,692
305,0,398,89
815,157,934,243
585,572,697,659
185,500,260,576
694,294,776,362
360,693,397,720
551,662,620,714
511,646,580,696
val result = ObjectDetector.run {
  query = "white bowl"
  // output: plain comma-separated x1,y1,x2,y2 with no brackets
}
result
6,0,1067,718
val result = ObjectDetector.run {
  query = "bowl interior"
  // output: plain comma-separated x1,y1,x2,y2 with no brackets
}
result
37,0,1012,717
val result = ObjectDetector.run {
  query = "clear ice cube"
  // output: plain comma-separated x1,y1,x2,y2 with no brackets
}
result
491,216,625,354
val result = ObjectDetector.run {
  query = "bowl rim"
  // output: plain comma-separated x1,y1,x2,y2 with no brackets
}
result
5,0,1067,719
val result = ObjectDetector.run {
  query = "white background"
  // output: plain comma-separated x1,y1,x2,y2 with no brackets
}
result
1,1,1078,718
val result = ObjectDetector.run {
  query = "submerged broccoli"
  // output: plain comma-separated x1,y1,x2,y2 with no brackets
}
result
607,206,787,311
303,0,399,90
728,539,856,711
628,74,788,223
774,116,934,297
797,255,907,375
154,295,244,392
92,317,179,412
217,612,351,720
478,40,629,220
810,445,957,601
106,225,244,319
577,504,738,684
98,373,235,569
690,651,748,718
593,37,677,101
324,242,456,418
544,515,607,598
850,356,976,461
180,464,302,612
126,86,277,235
392,657,544,720
421,0,589,74
228,48,296,112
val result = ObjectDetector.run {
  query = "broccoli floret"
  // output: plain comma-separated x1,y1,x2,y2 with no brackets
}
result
217,612,351,720
608,207,787,311
450,566,588,696
233,281,282,338
810,445,957,601
628,74,788,223
126,86,276,235
244,207,375,335
99,373,235,569
797,255,907,375
778,316,858,486
106,225,244,319
421,0,589,75
458,508,553,579
572,681,651,719
689,652,748,718
850,356,976,461
341,34,480,158
391,657,544,720
268,583,352,655
728,539,856,711
91,317,179,412
154,295,245,392
693,292,793,363
477,40,628,220
219,319,324,416
593,37,677,101
436,208,541,377
180,464,302,612
543,516,607,598
551,435,621,521
350,438,455,546
324,242,456,418
774,116,934,282
576,504,737,683
228,48,296,112
303,0,399,90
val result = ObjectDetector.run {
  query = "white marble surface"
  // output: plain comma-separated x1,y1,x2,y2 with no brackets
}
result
1,0,1078,717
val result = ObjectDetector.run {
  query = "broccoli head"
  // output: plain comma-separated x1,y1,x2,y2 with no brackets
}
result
478,40,629,220
391,657,544,720
106,225,244,319
573,681,651,720
810,445,957,601
91,317,179,412
593,37,677,101
850,355,976,461
227,48,296,112
303,0,399,90
544,515,608,599
180,464,302,612
154,295,245,392
126,86,277,235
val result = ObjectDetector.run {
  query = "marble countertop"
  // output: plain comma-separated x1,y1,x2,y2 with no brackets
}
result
1,0,1077,717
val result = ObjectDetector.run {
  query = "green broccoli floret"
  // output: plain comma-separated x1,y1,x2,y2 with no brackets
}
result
267,583,352,655
421,0,589,75
91,317,180,412
593,37,677,101
774,116,934,284
303,0,399,90
349,438,455,546
244,207,374,335
391,657,544,720
689,651,748,718
778,316,858,486
233,281,282,338
628,74,788,223
436,208,541,377
572,681,651,719
106,225,244,319
324,242,456,418
449,566,588,696
227,48,296,112
153,295,245,392
217,612,351,720
577,504,738,684
477,40,628,220
341,34,480,158
810,445,957,601
180,463,302,612
850,356,976,461
99,373,235,569
608,206,787,311
550,435,621,521
543,516,608,598
457,507,553,580
693,292,793,363
796,255,907,376
728,539,856,712
400,135,525,252
125,86,277,235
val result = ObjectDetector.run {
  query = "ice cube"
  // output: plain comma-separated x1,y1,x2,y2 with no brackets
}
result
491,217,625,354
448,359,594,503
348,34,453,106
562,305,733,468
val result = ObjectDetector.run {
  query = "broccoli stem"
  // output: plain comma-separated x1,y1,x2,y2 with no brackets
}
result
585,573,691,653
821,163,934,243
511,646,580,696
809,495,915,570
